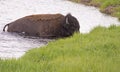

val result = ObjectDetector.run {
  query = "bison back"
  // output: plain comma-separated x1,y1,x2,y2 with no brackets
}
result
7,14,65,37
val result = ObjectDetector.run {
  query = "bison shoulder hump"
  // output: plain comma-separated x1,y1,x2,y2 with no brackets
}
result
25,14,64,21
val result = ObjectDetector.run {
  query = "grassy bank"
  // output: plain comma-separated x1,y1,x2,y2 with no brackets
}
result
69,0,120,20
0,25,120,72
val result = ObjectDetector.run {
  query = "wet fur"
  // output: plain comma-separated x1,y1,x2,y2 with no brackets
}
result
3,13,80,38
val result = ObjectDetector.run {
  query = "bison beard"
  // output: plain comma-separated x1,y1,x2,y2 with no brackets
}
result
3,13,80,39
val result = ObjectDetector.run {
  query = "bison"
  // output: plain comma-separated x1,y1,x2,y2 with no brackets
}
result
3,13,80,38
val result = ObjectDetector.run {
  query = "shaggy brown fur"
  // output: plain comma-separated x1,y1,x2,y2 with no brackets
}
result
3,13,80,38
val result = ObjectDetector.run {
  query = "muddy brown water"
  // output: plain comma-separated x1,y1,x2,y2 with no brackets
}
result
0,0,120,59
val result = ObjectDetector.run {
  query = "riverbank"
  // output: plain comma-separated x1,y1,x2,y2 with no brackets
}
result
0,26,120,72
0,0,120,72
69,0,120,20
1,0,120,58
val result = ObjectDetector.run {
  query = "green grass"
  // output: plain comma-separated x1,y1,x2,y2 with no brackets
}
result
0,25,120,72
70,0,120,19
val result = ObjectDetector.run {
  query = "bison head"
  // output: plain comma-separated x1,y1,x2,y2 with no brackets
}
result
61,13,80,37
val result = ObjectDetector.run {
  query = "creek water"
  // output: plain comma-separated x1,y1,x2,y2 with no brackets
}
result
0,0,120,59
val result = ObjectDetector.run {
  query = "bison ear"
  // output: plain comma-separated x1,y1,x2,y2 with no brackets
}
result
65,16,70,24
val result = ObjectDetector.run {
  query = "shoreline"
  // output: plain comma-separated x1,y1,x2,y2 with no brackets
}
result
69,0,120,20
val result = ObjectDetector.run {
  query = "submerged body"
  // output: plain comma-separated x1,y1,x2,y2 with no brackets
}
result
3,13,80,38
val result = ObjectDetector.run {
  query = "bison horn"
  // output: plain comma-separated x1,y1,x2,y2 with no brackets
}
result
65,13,72,24
65,17,69,24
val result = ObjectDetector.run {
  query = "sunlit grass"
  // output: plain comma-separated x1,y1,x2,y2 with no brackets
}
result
0,25,120,72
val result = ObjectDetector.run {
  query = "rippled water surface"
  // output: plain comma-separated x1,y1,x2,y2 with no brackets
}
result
0,0,120,59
